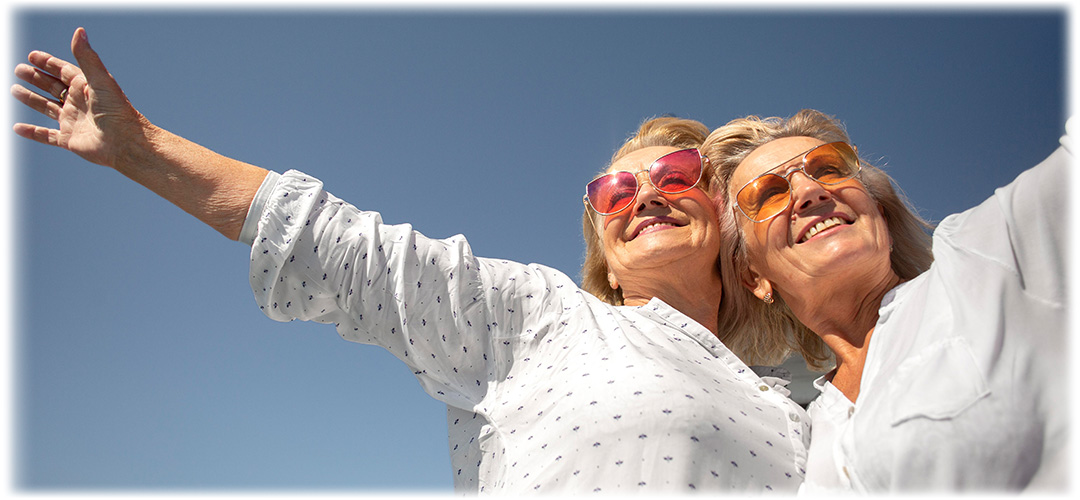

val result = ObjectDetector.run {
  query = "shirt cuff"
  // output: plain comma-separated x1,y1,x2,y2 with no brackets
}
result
238,170,282,246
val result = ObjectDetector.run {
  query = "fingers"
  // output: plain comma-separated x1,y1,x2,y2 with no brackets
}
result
70,28,114,91
11,83,64,120
14,61,69,101
13,29,100,104
12,122,61,148
25,49,84,89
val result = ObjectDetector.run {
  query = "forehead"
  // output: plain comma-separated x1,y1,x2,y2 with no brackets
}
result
735,136,826,182
606,145,680,174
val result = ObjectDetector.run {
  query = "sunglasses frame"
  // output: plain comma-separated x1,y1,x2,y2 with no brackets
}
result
734,141,861,223
583,148,707,216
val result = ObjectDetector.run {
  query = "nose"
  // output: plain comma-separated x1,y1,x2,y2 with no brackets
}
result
631,171,668,215
788,170,832,214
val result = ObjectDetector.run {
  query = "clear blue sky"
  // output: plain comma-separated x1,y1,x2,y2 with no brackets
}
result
7,5,1068,493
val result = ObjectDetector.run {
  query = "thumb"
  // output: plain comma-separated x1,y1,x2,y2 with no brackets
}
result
70,27,113,87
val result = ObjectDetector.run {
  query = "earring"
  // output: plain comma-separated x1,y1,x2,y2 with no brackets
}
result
762,292,774,304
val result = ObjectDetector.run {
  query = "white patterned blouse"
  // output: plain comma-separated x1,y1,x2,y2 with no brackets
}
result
242,169,810,494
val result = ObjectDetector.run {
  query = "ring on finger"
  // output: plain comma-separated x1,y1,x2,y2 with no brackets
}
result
59,88,69,104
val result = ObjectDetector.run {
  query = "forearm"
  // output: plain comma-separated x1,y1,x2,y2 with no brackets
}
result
13,29,269,240
114,117,269,240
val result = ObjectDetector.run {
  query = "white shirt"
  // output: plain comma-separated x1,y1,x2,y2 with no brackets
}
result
243,170,811,494
801,142,1071,493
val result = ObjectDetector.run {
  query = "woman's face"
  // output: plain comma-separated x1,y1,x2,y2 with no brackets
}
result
730,136,893,300
599,146,722,290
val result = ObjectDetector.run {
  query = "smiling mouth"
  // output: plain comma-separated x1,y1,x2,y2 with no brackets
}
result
799,216,850,243
631,218,684,239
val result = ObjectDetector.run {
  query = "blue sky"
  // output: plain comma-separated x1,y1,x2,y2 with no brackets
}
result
5,5,1069,493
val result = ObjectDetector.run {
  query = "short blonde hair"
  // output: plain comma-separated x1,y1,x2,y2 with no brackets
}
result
700,109,935,371
581,116,712,305
579,116,793,366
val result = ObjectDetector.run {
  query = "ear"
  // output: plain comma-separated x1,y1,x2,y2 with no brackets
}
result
739,264,773,302
877,203,894,252
608,271,619,290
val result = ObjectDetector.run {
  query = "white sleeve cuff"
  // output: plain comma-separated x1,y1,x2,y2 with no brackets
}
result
238,170,282,246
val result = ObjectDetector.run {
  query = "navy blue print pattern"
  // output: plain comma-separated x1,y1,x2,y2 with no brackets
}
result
249,170,810,494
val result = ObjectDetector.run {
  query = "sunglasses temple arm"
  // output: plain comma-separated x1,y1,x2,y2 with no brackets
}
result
583,198,603,236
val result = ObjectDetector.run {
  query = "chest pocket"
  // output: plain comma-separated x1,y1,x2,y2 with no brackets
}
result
885,337,990,426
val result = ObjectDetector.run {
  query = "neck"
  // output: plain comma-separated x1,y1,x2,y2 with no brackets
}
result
620,272,723,337
788,271,901,402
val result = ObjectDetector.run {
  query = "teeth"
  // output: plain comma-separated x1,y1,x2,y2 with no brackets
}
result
640,222,676,234
801,217,845,243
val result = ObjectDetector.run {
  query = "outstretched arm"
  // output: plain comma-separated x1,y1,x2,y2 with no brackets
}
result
11,27,269,241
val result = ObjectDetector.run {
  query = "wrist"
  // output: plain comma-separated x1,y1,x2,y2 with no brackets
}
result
110,114,160,174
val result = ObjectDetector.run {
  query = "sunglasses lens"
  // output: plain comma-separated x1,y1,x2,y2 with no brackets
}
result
805,143,859,184
585,149,704,215
649,149,702,194
587,171,638,214
737,142,860,222
738,175,791,222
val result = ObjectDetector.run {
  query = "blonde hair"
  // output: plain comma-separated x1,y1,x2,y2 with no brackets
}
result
700,109,935,371
581,116,711,305
579,116,794,366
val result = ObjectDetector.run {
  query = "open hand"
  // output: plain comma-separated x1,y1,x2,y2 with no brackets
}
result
11,27,146,168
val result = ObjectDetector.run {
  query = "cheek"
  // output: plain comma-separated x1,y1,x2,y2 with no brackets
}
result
846,189,890,241
600,214,628,245
681,190,721,224
738,220,770,262
742,218,794,275
746,218,781,249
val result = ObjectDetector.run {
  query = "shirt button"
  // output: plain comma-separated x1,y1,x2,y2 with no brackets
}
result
789,412,801,423
842,466,851,479
847,407,855,418
758,385,770,392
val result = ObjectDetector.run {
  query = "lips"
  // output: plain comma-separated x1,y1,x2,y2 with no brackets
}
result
630,217,684,240
798,215,851,243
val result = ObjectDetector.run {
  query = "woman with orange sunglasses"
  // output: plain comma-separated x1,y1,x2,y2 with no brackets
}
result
702,109,1069,493
13,28,809,494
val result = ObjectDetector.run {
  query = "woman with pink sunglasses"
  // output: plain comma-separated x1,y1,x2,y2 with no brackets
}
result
701,109,1069,493
13,28,810,494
